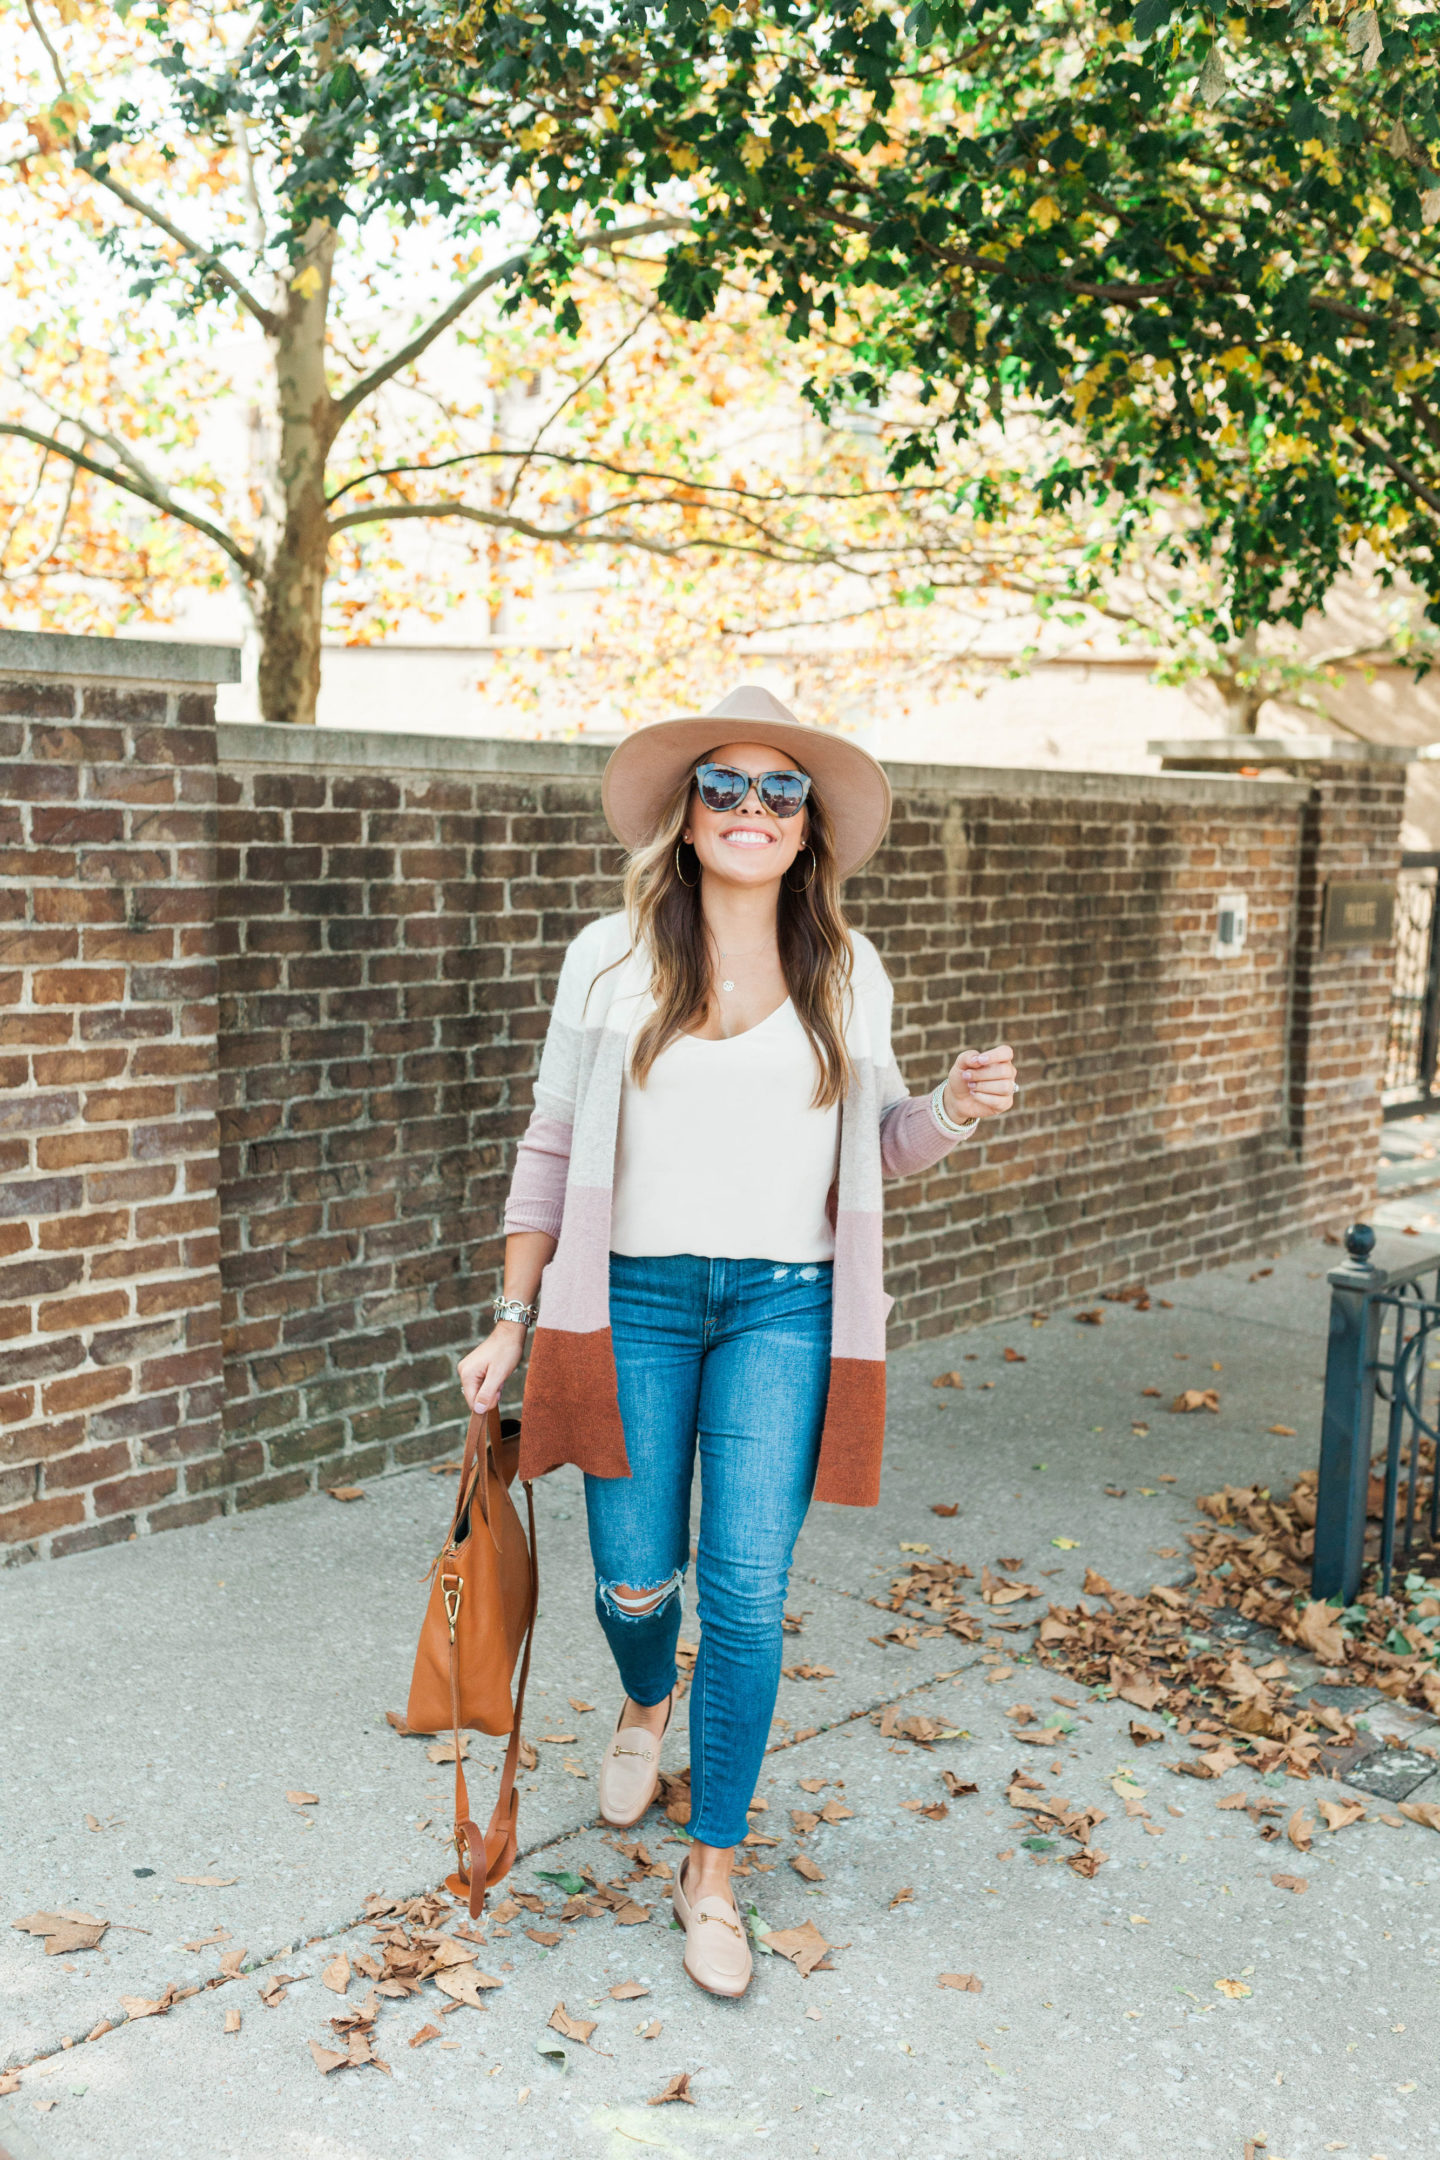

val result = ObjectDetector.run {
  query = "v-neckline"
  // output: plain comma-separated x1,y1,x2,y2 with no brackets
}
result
682,996,793,1046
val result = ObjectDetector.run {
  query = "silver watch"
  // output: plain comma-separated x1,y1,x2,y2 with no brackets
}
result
492,1293,538,1329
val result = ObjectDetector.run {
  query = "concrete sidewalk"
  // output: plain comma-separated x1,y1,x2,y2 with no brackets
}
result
4,1228,1440,2160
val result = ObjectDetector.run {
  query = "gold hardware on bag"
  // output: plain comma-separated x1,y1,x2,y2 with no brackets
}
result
442,1573,462,1639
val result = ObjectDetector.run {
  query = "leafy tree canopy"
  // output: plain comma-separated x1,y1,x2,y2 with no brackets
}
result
195,0,1440,646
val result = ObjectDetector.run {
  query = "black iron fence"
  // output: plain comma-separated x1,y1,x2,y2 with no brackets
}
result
1385,852,1440,1118
1314,1223,1440,1600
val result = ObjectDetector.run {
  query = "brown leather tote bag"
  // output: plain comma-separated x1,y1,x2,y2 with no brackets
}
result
406,1408,537,1916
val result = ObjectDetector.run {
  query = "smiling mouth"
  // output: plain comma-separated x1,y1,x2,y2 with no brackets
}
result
719,827,775,846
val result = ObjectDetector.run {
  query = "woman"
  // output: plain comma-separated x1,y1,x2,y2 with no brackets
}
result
458,684,1016,1998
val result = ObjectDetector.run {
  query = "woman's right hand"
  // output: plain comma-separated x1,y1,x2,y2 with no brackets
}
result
457,1321,528,1415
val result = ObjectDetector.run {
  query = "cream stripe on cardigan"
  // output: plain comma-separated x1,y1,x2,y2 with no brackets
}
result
504,912,965,1507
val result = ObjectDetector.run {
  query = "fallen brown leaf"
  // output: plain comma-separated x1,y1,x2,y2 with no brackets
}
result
1399,1800,1440,1832
931,1371,965,1388
1268,1425,1298,1437
1287,1809,1315,1853
647,2072,696,2106
942,1772,978,1798
12,1911,109,1956
309,2040,350,2074
931,1502,959,1516
568,1698,595,1713
434,1966,504,2006
1317,1798,1366,1832
1271,1873,1308,1894
938,1971,983,1993
1129,1722,1163,1747
525,1928,563,1948
182,1926,232,1953
409,2024,442,2048
609,1980,649,2000
791,1853,825,1881
258,1974,302,2009
326,1486,366,1501
1171,1389,1220,1414
548,2003,598,2045
766,1919,833,1976
1075,1309,1105,1325
285,1791,320,1807
426,1737,469,1764
639,2018,662,2039
322,1953,350,1995
1002,1347,1026,1362
820,1797,854,1823
121,1982,191,2021
224,2009,241,2034
384,1710,417,1736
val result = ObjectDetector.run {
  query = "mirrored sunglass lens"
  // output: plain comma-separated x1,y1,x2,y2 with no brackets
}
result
758,772,807,815
697,765,749,809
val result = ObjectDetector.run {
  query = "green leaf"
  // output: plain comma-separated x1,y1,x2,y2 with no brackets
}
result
534,1870,586,1896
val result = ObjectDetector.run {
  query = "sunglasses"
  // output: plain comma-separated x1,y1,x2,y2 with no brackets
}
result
694,761,813,819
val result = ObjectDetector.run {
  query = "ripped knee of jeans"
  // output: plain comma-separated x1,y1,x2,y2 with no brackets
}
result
597,1568,684,1622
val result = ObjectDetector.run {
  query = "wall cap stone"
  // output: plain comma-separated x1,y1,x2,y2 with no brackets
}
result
220,719,1309,807
0,628,241,686
1150,735,1416,767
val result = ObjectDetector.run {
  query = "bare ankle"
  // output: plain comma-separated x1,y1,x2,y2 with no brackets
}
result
619,1690,671,1736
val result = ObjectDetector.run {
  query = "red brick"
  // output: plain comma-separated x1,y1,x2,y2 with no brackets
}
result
0,1492,83,1543
33,968,126,1006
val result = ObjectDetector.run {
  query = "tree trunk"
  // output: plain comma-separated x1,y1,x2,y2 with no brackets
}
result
255,223,336,725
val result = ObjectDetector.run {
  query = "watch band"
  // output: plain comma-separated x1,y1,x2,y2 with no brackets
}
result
492,1293,538,1329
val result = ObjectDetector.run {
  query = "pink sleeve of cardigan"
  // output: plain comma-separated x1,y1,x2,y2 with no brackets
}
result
879,1091,964,1180
503,1112,572,1238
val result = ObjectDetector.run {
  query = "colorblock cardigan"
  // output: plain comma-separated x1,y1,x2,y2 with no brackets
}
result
503,912,966,1507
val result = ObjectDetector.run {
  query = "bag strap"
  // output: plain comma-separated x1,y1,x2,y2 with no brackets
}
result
445,1472,539,1918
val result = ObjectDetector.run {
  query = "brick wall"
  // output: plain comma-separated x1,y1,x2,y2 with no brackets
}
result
0,635,237,1560
0,632,1407,1561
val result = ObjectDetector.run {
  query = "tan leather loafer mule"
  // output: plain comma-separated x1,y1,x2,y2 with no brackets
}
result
597,1694,672,1829
671,1857,752,1998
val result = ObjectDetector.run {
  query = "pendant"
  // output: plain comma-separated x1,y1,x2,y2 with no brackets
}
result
721,979,735,992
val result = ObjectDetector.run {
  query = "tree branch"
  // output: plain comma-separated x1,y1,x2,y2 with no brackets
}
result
76,160,279,334
0,422,257,574
329,215,690,429
1351,428,1440,519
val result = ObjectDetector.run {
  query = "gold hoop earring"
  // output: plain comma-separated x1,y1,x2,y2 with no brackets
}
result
785,844,815,894
675,841,699,889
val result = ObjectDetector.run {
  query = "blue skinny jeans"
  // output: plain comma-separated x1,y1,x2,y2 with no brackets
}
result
585,1251,832,1850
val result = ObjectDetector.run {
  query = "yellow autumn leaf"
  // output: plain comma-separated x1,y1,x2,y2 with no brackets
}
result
1029,195,1062,229
289,264,322,299
1051,1537,1079,1549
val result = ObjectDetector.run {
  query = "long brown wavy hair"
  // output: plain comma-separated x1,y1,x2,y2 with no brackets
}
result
616,750,855,1109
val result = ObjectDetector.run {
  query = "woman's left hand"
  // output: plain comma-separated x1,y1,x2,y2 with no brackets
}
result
943,1043,1017,1123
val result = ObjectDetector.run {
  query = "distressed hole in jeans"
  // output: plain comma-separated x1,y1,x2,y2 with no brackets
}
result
598,1569,684,1621
798,1265,821,1282
772,1267,789,1281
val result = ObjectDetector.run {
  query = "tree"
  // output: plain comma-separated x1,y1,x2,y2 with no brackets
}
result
347,0,1440,650
1,0,1100,726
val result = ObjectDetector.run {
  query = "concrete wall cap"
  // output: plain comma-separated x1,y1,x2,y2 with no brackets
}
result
1149,735,1417,767
0,627,241,686
219,720,1310,806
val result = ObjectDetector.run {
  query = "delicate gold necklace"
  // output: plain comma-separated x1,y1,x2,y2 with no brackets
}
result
714,936,771,995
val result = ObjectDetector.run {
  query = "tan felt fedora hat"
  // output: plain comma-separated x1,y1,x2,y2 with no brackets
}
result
601,684,892,879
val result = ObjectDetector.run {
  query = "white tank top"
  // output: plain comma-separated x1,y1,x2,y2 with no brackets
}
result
609,999,839,1263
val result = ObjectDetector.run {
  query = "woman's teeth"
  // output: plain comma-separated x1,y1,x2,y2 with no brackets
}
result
721,829,772,846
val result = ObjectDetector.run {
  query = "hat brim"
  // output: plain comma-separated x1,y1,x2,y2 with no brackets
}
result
601,716,892,879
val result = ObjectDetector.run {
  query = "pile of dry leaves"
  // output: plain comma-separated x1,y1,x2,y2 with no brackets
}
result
1027,1469,1440,1777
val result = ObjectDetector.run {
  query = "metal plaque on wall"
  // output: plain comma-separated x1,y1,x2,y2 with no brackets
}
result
1321,881,1396,949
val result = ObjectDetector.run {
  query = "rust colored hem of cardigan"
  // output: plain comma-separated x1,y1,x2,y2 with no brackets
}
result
812,1357,887,1508
518,1328,884,1510
516,1324,630,1485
